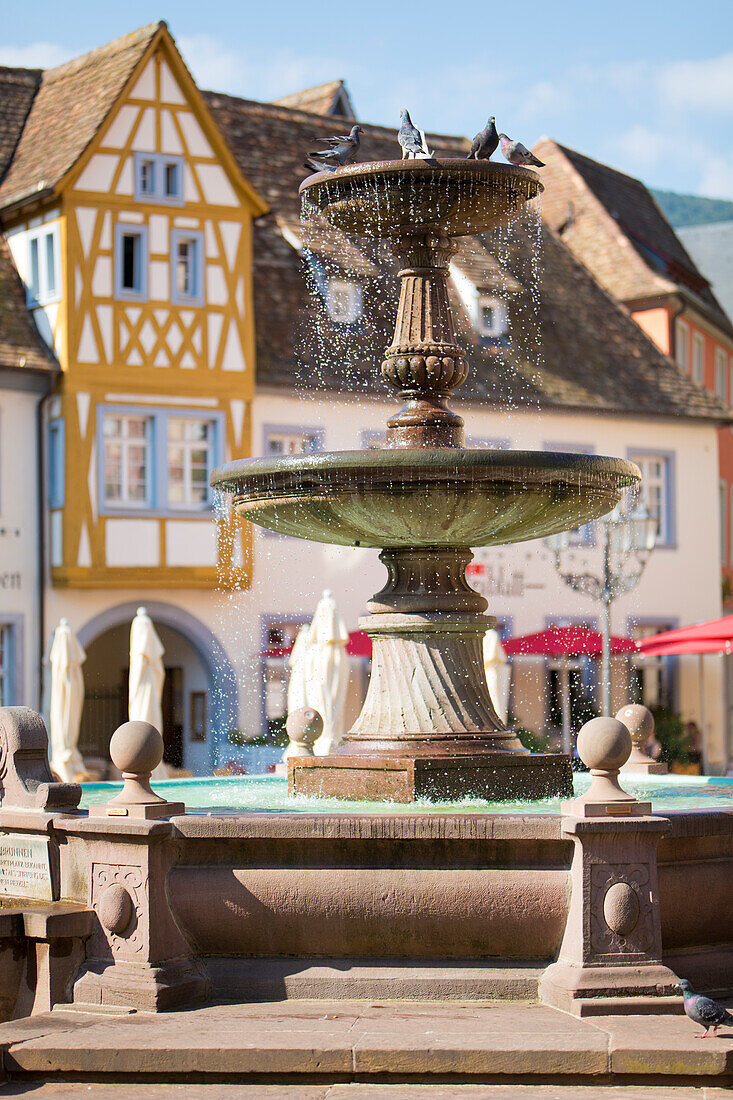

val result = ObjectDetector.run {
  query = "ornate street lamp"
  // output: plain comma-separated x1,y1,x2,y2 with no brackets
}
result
546,503,657,716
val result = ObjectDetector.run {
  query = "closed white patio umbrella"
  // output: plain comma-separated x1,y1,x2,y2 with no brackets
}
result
483,628,511,727
287,624,311,715
129,606,167,779
304,590,349,756
49,618,86,782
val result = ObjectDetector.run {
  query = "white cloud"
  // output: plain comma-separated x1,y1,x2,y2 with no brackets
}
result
659,53,733,112
178,34,346,103
177,35,242,93
0,42,75,68
698,153,733,200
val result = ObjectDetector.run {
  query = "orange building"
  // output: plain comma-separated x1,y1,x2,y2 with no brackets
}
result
535,139,733,605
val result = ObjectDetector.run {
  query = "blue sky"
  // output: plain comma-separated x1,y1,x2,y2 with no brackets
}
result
4,0,733,198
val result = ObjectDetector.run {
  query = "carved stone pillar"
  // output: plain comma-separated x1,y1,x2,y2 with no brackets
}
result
540,717,678,1015
539,816,678,1015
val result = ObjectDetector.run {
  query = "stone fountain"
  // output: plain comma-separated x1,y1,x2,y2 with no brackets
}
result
212,158,640,802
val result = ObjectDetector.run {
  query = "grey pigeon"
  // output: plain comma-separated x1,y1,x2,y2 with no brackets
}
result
498,133,545,168
398,109,430,159
305,125,363,173
677,979,733,1037
467,116,499,160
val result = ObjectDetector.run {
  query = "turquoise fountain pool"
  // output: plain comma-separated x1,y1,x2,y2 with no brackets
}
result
80,772,733,815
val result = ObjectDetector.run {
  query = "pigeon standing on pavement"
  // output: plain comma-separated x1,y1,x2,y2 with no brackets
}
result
467,116,499,160
498,133,545,168
305,125,364,173
677,979,733,1038
398,109,432,159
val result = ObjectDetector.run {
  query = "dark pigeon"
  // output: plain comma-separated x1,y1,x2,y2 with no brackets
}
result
398,109,429,158
498,133,545,168
677,979,733,1037
305,125,363,173
467,116,499,160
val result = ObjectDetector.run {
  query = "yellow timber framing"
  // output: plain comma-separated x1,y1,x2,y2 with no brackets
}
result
61,23,268,219
34,22,267,590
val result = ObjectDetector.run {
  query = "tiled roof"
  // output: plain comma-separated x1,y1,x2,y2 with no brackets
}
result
204,92,728,425
534,138,733,336
0,23,160,210
0,67,40,184
273,80,356,119
0,237,57,373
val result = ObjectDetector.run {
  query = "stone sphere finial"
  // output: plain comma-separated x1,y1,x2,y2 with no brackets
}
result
283,708,324,761
616,704,654,749
563,716,650,817
616,702,668,774
99,721,185,818
576,717,632,772
109,721,163,776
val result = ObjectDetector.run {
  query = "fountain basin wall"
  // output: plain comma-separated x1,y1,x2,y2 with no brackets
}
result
1,805,732,1010
156,810,733,1000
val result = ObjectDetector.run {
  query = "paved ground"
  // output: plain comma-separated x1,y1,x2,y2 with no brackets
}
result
0,999,731,1092
1,1086,732,1098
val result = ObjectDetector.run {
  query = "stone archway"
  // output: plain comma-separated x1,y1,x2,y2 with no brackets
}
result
77,601,238,772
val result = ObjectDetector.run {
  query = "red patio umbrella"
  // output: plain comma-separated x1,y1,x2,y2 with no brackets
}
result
503,626,635,658
635,617,733,773
504,626,635,753
262,630,372,660
636,616,733,654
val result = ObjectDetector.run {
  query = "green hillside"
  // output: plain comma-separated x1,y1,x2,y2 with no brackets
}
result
651,188,733,228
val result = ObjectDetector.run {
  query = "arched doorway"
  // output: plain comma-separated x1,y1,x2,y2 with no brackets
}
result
77,601,238,775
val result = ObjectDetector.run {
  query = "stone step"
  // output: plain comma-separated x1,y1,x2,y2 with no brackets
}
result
206,958,545,1002
0,1000,731,1085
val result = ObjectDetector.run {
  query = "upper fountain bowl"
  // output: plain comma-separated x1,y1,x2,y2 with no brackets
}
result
212,449,640,549
300,159,542,238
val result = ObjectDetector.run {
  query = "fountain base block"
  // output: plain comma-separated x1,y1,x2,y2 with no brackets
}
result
289,752,574,804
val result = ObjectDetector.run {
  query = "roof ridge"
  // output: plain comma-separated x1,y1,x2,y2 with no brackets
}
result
41,21,163,83
0,66,42,83
202,88,468,146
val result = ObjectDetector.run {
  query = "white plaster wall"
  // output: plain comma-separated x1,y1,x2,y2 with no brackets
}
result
0,387,44,707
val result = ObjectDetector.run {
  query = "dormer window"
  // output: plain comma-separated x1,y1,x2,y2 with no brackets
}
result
134,153,184,204
26,226,60,306
477,295,507,339
326,278,362,324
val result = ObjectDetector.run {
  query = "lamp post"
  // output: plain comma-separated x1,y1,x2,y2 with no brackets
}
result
547,504,657,716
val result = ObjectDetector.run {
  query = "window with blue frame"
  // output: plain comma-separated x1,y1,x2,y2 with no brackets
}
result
0,624,13,705
627,450,676,547
27,226,60,306
47,419,65,508
114,224,148,300
170,230,204,306
133,153,184,204
100,408,221,513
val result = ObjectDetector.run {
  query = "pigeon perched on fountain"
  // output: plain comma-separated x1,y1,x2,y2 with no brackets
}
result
398,109,433,159
305,125,364,173
467,116,499,160
676,979,733,1037
499,133,545,168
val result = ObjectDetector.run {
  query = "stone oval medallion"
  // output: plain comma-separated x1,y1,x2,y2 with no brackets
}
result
98,883,134,936
603,881,639,937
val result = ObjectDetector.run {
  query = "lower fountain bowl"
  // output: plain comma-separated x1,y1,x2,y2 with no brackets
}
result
211,448,640,548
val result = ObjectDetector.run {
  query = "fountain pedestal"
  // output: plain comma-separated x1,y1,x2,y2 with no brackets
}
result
289,548,573,802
